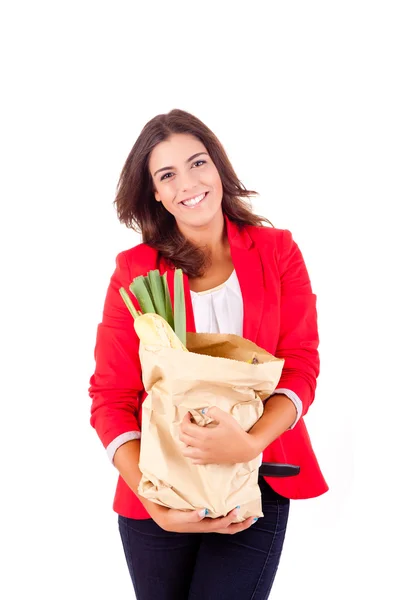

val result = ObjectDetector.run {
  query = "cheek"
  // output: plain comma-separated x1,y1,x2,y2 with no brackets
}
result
207,165,223,190
211,172,223,196
158,184,177,206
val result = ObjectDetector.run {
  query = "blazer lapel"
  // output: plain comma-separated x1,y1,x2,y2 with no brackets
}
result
225,216,265,343
159,216,265,342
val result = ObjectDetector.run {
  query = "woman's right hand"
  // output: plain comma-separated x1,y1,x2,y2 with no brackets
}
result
113,440,257,534
143,500,257,535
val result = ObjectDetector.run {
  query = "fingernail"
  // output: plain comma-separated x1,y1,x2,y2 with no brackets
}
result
201,408,208,415
253,518,259,523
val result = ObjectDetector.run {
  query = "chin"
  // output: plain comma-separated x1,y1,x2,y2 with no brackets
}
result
182,210,222,229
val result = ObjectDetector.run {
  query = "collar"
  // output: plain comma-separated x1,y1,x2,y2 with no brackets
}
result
224,213,253,250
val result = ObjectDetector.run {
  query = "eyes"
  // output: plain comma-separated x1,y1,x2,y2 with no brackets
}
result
160,160,206,181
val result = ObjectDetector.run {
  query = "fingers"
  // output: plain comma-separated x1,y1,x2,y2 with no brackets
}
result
200,506,240,532
181,412,192,426
180,413,210,440
215,516,257,535
204,406,223,422
181,445,206,461
179,431,198,447
164,506,259,534
202,507,259,535
179,422,209,462
163,506,209,531
193,507,210,521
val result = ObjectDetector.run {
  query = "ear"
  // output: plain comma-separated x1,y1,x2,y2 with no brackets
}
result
154,190,161,202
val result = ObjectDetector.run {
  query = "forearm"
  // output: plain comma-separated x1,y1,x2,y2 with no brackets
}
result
113,440,156,514
248,394,297,455
113,440,190,526
113,439,143,491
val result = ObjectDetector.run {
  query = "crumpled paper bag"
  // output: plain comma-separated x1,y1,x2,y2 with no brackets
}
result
137,332,284,522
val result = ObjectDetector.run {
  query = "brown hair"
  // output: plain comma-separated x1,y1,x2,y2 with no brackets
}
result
114,109,273,277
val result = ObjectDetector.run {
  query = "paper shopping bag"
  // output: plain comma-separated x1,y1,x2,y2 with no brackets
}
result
137,332,284,522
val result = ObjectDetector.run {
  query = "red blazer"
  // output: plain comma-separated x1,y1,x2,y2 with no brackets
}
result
89,216,328,519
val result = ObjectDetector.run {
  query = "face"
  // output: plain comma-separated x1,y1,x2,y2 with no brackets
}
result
148,133,224,235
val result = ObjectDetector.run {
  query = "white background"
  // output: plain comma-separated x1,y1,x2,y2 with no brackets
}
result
1,1,399,598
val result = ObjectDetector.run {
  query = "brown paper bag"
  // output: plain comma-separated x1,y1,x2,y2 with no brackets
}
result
137,333,284,522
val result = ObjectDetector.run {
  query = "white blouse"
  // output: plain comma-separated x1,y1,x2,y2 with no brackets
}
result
190,269,244,336
106,269,302,463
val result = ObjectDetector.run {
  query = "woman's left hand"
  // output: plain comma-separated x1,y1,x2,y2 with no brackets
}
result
179,407,257,465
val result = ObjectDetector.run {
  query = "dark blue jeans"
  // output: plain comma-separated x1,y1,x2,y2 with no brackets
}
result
118,477,290,600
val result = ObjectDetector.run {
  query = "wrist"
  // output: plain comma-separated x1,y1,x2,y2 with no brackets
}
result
140,497,168,523
247,430,265,460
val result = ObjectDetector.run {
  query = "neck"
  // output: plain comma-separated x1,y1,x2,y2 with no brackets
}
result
179,211,228,259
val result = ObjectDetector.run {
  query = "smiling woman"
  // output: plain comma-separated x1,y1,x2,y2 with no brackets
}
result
151,137,223,226
89,108,327,600
114,109,271,278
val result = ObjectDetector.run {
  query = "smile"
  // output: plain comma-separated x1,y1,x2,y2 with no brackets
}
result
180,192,208,208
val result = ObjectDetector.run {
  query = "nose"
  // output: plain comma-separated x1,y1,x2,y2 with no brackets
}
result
179,169,199,193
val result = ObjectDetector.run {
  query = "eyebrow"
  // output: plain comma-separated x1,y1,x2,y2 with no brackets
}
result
153,152,209,177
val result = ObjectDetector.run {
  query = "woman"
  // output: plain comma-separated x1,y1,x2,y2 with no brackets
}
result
88,109,328,599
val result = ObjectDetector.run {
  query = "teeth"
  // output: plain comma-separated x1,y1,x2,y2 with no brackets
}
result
182,193,206,207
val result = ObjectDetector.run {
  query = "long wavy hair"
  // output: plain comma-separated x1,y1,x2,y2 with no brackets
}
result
114,109,273,277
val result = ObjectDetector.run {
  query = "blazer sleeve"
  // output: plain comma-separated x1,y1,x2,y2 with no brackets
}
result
274,229,320,418
88,251,143,448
